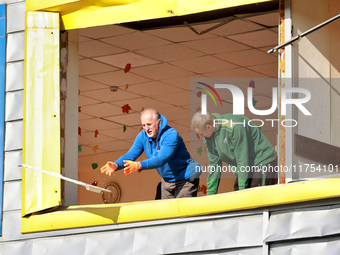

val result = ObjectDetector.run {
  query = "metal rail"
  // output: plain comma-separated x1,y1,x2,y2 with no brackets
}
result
268,13,340,53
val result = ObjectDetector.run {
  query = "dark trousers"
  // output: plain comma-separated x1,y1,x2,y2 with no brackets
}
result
234,158,278,191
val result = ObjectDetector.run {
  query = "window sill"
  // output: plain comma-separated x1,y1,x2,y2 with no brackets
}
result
21,178,340,233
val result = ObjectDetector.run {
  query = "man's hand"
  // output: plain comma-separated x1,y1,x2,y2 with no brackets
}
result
123,160,141,175
100,161,117,176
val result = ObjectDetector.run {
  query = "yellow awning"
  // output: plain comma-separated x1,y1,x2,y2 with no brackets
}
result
26,0,276,30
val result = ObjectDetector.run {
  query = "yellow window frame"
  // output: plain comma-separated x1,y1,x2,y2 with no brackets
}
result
22,10,340,234
26,0,276,30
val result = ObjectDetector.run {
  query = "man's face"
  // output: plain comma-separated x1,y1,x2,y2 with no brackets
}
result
195,125,215,139
141,112,160,139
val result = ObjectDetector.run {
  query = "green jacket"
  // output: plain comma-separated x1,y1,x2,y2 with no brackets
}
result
204,113,277,194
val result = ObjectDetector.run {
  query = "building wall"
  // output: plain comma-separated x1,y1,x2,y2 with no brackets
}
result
292,0,340,143
291,0,340,178
1,1,340,254
1,0,25,242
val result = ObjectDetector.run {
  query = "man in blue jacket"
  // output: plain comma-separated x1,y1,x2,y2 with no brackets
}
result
100,108,200,199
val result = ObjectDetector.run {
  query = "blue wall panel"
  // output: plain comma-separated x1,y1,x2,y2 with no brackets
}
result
0,3,6,235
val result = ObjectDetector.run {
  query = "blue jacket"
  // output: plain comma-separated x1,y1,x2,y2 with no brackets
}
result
115,115,199,182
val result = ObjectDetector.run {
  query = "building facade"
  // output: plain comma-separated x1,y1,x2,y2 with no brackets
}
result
1,0,340,254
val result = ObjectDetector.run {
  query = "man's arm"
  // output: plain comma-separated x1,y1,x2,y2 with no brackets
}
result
139,129,178,170
114,132,145,169
231,126,250,190
204,139,222,195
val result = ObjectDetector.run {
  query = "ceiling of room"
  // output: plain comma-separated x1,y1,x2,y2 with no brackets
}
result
77,11,279,156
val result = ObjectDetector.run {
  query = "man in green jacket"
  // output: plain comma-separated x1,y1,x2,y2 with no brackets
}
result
191,111,277,195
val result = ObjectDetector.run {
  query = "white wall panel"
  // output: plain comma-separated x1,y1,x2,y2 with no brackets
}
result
7,2,25,33
4,121,23,151
0,240,263,255
6,61,24,91
0,213,264,254
4,150,22,181
3,181,21,211
0,209,264,249
0,241,31,255
265,204,340,242
1,211,21,241
0,0,25,4
82,214,263,254
6,32,24,62
197,247,262,255
5,90,23,121
271,236,340,255
2,203,340,254
31,237,87,255
192,247,263,254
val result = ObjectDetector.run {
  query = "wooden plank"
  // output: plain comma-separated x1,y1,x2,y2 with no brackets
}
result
295,134,340,165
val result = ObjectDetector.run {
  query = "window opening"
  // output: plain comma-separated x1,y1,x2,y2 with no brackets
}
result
75,11,280,205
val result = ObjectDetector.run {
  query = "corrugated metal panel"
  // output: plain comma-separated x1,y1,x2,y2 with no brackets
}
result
4,213,264,254
22,11,61,216
2,209,258,241
3,181,21,211
6,32,24,62
270,236,340,255
6,61,24,92
4,151,22,181
0,240,263,255
3,201,340,254
183,247,263,255
0,241,31,255
5,90,23,121
0,0,24,4
0,3,6,236
2,211,21,240
6,2,25,33
265,204,340,242
4,121,22,151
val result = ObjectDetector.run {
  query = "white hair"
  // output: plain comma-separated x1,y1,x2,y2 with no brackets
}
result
191,111,214,131
141,108,160,121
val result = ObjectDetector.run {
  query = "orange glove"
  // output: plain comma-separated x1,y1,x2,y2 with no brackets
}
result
123,160,141,175
100,161,117,176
